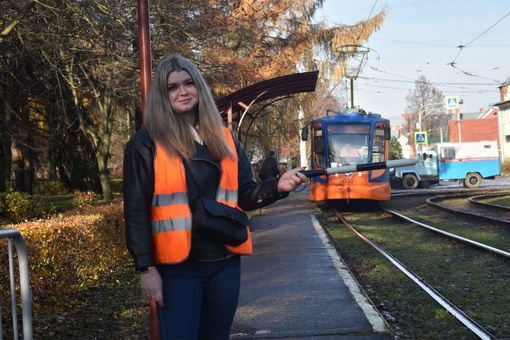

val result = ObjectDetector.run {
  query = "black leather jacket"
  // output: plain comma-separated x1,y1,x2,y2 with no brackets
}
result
123,127,289,270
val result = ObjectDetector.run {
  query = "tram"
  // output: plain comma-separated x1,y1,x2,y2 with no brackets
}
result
301,108,391,202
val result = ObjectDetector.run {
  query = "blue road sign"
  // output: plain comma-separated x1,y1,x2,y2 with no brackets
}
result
415,132,427,144
446,96,459,109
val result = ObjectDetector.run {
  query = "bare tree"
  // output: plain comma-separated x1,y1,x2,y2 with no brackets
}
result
405,75,449,146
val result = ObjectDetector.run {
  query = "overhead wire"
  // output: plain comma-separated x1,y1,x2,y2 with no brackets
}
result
327,3,508,111
359,12,510,85
357,78,495,94
448,11,510,78
359,75,497,86
355,0,379,42
461,11,510,48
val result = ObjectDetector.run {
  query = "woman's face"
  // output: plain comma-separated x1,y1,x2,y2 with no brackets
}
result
167,70,199,118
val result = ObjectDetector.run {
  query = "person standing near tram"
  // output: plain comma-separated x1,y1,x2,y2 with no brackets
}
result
258,150,280,180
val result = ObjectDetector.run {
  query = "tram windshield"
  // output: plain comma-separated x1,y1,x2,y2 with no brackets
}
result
314,124,385,168
312,120,388,169
327,124,370,167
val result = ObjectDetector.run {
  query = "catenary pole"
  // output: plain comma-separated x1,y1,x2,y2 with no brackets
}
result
138,0,151,123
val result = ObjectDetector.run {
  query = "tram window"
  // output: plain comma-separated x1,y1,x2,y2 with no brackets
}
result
374,128,385,137
328,125,370,134
372,128,386,162
314,132,326,168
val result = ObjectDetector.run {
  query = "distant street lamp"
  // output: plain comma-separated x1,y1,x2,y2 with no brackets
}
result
417,103,444,131
416,103,445,152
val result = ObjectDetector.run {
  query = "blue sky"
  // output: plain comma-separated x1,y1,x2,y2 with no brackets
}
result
316,0,510,123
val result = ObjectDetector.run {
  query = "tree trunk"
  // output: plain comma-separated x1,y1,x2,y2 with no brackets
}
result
97,149,112,201
11,141,35,195
11,101,35,195
0,94,13,192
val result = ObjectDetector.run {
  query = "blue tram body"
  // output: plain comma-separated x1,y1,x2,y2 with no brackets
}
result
303,108,392,202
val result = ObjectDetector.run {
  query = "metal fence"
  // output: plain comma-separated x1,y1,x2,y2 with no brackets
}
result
0,229,33,340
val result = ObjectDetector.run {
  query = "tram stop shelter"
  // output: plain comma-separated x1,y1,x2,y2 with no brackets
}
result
215,71,319,138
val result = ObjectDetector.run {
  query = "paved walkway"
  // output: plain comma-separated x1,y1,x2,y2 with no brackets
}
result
230,188,393,339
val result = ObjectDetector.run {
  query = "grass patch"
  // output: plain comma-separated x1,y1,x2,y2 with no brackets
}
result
485,195,510,207
31,254,149,339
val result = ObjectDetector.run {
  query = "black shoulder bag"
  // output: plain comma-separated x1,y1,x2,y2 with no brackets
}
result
182,159,249,246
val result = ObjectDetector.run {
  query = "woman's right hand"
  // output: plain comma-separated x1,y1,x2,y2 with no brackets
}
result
141,268,164,307
277,167,308,192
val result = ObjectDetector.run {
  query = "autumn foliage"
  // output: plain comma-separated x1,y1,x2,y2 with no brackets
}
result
0,200,126,328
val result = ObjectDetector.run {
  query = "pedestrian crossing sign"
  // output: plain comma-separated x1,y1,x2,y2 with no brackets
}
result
445,96,460,109
414,132,427,145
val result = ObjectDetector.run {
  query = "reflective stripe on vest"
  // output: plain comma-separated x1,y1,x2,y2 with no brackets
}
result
151,127,252,264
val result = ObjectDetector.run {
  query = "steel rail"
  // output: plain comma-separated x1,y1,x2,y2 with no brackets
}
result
426,195,510,226
468,193,510,211
385,209,510,259
334,210,497,340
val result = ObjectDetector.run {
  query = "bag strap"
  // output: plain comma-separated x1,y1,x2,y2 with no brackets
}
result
181,158,203,196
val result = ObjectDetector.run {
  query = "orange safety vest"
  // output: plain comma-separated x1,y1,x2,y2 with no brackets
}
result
151,127,252,264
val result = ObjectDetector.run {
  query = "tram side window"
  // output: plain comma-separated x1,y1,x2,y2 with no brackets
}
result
314,132,326,168
372,128,386,162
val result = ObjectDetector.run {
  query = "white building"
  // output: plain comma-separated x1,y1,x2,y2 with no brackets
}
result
495,76,510,162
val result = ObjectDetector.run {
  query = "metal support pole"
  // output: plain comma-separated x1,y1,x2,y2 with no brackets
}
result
137,0,152,122
0,229,33,340
456,107,462,142
350,77,354,108
137,1,159,339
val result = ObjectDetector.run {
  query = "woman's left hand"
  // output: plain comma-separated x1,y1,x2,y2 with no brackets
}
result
277,167,308,193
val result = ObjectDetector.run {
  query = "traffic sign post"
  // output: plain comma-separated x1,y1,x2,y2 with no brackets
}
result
445,95,462,142
445,96,460,110
414,131,427,145
414,131,428,153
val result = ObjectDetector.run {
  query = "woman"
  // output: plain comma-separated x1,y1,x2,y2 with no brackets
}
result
123,54,307,339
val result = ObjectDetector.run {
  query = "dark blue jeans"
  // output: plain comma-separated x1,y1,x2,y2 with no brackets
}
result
156,256,241,340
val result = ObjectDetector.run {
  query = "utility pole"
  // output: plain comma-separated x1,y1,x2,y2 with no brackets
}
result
457,99,463,142
445,96,462,142
137,2,159,339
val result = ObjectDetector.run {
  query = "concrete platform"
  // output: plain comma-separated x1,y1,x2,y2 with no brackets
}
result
230,188,394,339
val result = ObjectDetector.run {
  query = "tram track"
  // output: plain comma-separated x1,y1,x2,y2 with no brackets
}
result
384,209,510,260
383,190,510,260
387,189,510,255
333,209,497,340
425,192,510,226
469,193,510,211
317,188,510,339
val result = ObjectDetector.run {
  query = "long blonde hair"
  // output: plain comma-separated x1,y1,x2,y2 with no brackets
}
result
144,55,236,161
